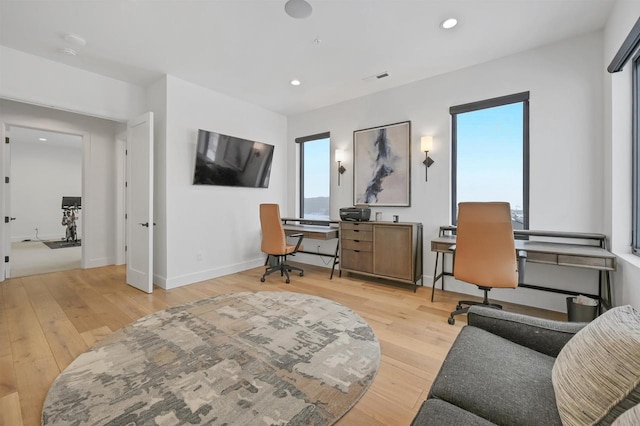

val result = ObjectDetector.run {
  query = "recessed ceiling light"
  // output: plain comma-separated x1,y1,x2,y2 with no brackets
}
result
39,138,47,141
290,79,301,86
59,47,77,56
441,18,458,29
63,33,87,47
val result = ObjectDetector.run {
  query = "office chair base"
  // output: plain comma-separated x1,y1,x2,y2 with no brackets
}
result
261,255,304,284
448,287,502,325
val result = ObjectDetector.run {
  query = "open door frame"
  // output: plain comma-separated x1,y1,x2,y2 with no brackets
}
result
0,122,88,281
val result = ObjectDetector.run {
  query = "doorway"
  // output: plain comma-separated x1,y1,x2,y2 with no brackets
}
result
7,126,83,277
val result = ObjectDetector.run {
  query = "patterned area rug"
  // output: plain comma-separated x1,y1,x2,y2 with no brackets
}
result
42,291,380,425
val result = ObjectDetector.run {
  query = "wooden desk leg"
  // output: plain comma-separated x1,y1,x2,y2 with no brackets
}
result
431,252,440,302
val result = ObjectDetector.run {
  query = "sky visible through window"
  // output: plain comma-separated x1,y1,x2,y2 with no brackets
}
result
302,138,330,219
457,103,523,216
303,138,330,197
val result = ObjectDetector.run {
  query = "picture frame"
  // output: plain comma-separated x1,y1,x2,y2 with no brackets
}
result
353,121,411,206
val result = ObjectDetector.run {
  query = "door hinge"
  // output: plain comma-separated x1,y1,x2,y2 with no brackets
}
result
125,245,127,252
4,177,8,184
125,181,127,188
4,217,8,223
125,149,128,155
125,213,127,219
4,256,8,263
5,137,9,144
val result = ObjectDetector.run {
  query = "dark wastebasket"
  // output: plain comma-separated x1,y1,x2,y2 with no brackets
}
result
566,297,598,322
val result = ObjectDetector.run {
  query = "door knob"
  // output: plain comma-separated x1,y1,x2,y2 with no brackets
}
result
139,222,149,227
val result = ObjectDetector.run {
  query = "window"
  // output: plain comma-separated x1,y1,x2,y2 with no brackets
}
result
451,92,529,229
297,132,330,219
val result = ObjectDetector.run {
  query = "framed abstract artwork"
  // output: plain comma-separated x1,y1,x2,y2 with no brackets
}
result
353,121,411,206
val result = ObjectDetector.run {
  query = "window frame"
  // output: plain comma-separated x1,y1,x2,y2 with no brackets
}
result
632,52,640,254
296,131,330,219
450,91,530,228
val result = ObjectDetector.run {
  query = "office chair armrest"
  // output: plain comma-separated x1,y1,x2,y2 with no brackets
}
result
288,233,304,253
467,305,587,357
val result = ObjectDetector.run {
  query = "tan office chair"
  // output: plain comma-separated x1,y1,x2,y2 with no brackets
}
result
259,203,304,284
448,202,526,325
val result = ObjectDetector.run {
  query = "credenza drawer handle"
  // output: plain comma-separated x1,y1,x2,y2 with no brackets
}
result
354,230,360,232
354,250,360,253
354,239,360,242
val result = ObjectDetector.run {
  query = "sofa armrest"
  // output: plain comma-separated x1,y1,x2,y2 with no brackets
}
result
467,306,587,357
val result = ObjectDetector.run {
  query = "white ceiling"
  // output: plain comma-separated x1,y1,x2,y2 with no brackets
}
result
0,0,615,116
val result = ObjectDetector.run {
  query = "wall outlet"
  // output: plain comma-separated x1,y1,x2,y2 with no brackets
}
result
196,251,203,261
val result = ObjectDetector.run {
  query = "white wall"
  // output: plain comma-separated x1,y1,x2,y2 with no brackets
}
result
603,0,640,309
9,135,82,242
0,47,146,122
154,75,287,289
147,77,168,282
288,31,605,312
0,99,119,268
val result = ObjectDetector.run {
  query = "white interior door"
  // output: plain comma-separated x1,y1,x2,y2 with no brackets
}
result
126,112,154,293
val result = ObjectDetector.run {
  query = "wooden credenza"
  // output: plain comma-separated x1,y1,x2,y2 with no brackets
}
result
339,221,423,291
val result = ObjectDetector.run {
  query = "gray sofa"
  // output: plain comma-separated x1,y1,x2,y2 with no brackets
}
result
411,306,587,426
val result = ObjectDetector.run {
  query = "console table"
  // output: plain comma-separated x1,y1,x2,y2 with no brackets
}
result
340,221,423,292
431,226,616,312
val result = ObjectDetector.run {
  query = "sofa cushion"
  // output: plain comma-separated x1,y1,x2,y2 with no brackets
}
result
612,404,640,426
428,326,562,426
411,398,497,426
552,305,640,425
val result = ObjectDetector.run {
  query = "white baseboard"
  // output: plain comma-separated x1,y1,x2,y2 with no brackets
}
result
425,274,568,313
84,257,114,269
158,258,264,290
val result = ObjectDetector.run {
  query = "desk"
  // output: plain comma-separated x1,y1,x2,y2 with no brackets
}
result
431,226,616,312
281,218,340,279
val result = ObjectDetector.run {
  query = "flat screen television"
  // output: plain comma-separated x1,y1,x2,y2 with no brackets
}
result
193,129,274,188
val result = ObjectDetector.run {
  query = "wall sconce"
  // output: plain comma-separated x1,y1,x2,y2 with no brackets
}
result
421,136,434,181
335,149,346,186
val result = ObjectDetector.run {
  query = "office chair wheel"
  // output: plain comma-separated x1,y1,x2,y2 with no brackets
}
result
448,317,455,325
456,304,462,310
286,278,290,284
299,272,304,277
260,277,265,282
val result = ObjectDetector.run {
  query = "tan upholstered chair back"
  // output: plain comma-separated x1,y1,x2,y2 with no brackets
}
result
260,204,287,255
453,202,518,289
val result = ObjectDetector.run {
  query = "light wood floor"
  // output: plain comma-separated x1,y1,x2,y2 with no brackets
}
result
0,263,565,426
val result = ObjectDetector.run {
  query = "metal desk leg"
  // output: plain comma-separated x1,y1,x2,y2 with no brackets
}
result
330,240,340,280
431,252,440,302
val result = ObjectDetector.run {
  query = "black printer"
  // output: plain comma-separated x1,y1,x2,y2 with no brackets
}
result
339,207,371,222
